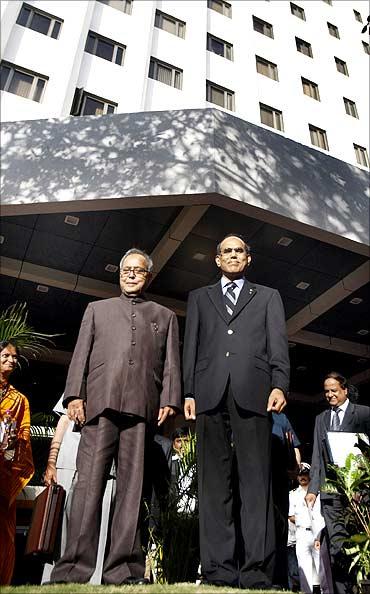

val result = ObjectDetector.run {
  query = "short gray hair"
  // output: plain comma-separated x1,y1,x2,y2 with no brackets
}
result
119,248,153,272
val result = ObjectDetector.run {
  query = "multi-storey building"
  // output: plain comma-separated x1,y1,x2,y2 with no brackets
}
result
1,1,369,413
1,0,369,167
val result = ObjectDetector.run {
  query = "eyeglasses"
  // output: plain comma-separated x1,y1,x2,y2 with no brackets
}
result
221,247,247,255
120,267,149,277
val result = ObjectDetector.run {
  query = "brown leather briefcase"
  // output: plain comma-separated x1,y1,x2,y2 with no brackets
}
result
25,483,66,558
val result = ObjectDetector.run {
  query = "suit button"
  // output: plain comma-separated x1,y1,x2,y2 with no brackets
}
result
228,329,234,335
132,326,136,331
226,352,230,357
132,300,136,305
131,341,136,346
132,313,136,317
129,359,134,365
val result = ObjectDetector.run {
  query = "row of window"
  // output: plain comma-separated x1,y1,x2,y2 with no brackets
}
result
0,54,362,121
16,1,370,62
1,59,367,168
208,0,364,23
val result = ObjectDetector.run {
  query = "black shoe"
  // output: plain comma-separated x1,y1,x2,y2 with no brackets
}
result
122,576,150,585
200,579,238,588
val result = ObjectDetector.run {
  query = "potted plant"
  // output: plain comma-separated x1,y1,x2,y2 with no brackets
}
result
323,437,370,593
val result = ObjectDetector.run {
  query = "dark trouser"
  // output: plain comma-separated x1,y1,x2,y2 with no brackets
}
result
51,413,146,584
196,385,275,588
321,496,353,594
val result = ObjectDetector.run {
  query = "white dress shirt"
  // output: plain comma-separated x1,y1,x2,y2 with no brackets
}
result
221,276,244,302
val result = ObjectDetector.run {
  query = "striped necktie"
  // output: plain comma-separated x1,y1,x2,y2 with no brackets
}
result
225,282,237,316
330,406,341,431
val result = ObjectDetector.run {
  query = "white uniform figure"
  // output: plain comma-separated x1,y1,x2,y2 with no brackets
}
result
288,463,325,594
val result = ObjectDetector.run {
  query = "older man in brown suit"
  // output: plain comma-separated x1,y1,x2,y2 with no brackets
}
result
50,248,181,585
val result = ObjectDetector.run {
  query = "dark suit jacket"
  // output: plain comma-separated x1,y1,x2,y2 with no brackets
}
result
63,294,181,424
183,279,290,416
308,401,370,498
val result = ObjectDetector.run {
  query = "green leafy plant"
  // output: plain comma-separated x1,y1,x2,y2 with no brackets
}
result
147,433,199,584
323,437,370,586
0,302,59,358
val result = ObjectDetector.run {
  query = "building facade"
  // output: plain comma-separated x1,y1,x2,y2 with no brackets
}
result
1,0,369,168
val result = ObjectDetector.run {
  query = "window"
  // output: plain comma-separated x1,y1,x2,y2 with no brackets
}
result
260,103,284,131
71,89,117,116
309,124,329,150
85,31,125,65
16,3,63,39
344,98,359,118
327,22,340,38
256,56,278,80
97,0,132,15
354,144,369,167
0,62,47,102
149,58,182,89
301,77,320,100
290,3,305,20
353,10,363,23
206,81,234,110
335,57,349,75
207,0,232,18
155,10,185,38
362,41,370,55
253,16,274,38
322,0,332,4
296,37,313,57
207,34,233,60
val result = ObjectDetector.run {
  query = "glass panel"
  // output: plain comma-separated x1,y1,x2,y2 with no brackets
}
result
226,93,233,110
51,20,61,39
210,86,225,107
17,6,31,27
209,0,223,15
96,38,114,61
85,33,96,54
33,78,45,102
178,22,185,39
260,107,274,127
210,38,225,57
115,46,123,65
30,12,51,35
162,15,176,35
157,64,172,85
83,96,104,115
0,65,11,90
107,104,115,113
174,70,181,89
8,70,33,98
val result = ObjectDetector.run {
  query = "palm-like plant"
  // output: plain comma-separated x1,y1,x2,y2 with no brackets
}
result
324,438,370,586
0,302,58,358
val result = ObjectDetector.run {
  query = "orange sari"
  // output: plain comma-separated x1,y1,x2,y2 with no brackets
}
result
0,385,34,585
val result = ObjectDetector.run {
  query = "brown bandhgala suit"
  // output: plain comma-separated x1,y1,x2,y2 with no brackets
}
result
51,293,181,584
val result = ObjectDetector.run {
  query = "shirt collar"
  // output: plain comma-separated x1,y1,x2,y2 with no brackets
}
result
221,276,245,290
334,398,349,414
120,292,146,303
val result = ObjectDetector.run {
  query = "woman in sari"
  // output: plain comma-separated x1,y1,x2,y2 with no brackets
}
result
0,341,34,585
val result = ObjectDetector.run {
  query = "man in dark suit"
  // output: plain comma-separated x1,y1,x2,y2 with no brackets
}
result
183,234,290,589
306,371,370,594
50,248,181,585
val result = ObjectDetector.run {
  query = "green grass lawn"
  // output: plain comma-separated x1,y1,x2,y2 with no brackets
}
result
0,585,287,594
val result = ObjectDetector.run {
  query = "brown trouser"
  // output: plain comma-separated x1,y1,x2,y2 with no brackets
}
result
51,412,146,584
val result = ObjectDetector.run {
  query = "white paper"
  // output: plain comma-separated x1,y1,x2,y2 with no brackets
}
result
326,432,369,467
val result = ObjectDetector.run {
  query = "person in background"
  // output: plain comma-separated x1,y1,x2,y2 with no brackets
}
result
42,395,115,584
0,341,34,585
306,371,370,594
286,515,300,592
271,411,301,588
289,463,324,594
